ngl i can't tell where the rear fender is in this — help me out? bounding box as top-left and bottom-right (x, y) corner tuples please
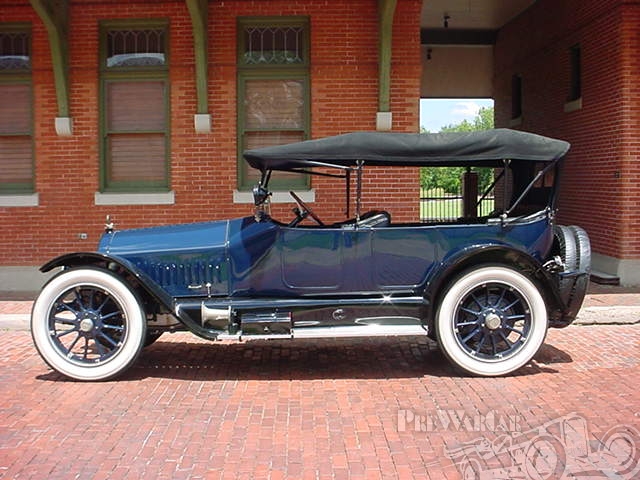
(423, 245), (565, 329)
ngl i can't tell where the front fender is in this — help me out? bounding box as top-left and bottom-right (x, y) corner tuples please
(40, 252), (174, 315)
(41, 251), (111, 273)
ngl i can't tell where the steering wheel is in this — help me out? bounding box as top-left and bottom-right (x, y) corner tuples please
(289, 191), (324, 226)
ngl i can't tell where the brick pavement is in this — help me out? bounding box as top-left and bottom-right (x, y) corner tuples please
(1, 324), (639, 479)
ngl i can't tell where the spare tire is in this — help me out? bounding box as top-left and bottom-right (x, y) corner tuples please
(552, 225), (591, 324)
(569, 225), (591, 275)
(553, 225), (578, 271)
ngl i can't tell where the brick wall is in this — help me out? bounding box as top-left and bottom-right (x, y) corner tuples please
(618, 4), (640, 259)
(494, 0), (640, 261)
(0, 0), (421, 266)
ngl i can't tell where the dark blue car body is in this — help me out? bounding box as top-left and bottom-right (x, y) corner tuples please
(98, 213), (552, 298)
(32, 130), (591, 380)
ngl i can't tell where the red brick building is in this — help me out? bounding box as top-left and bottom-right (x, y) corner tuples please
(422, 0), (640, 285)
(1, 0), (639, 287)
(492, 0), (640, 285)
(0, 0), (421, 289)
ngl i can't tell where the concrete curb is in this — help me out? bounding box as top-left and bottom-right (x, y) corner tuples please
(0, 314), (30, 331)
(2, 307), (639, 331)
(574, 306), (640, 325)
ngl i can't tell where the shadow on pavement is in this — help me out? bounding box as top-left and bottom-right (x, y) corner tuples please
(35, 336), (570, 382)
(534, 343), (574, 365)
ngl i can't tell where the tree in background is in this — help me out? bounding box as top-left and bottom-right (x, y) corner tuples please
(440, 106), (494, 133)
(421, 106), (494, 194)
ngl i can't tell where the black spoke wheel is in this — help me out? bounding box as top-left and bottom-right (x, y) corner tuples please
(454, 282), (532, 360)
(436, 266), (548, 376)
(31, 268), (146, 381)
(47, 286), (126, 364)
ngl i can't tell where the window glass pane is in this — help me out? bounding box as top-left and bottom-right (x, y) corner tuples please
(244, 131), (305, 185)
(238, 19), (308, 190)
(106, 29), (165, 68)
(0, 84), (30, 132)
(107, 133), (166, 183)
(245, 130), (304, 150)
(569, 45), (581, 101)
(0, 136), (32, 184)
(244, 79), (304, 129)
(106, 81), (165, 131)
(0, 31), (30, 71)
(243, 26), (304, 65)
(101, 23), (169, 191)
(511, 75), (522, 119)
(0, 31), (33, 191)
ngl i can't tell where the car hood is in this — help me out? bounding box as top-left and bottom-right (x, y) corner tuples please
(95, 216), (280, 299)
(98, 219), (231, 256)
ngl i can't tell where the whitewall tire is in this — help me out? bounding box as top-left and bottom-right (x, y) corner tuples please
(31, 268), (146, 381)
(436, 266), (548, 376)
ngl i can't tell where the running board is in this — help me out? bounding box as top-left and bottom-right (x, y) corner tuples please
(216, 323), (428, 341)
(293, 324), (429, 338)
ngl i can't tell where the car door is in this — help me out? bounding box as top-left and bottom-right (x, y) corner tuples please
(280, 227), (344, 290)
(280, 224), (441, 295)
(370, 225), (439, 292)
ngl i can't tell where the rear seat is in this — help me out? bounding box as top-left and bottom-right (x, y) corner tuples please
(356, 210), (391, 228)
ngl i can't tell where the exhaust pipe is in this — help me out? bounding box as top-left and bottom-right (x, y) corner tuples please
(201, 303), (231, 328)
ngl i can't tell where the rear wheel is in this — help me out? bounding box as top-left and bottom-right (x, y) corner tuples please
(436, 266), (548, 376)
(31, 268), (146, 381)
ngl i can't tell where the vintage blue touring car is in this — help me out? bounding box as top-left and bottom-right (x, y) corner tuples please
(31, 129), (590, 380)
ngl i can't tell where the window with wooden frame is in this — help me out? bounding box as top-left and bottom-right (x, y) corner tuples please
(568, 44), (581, 102)
(99, 20), (170, 192)
(0, 25), (33, 193)
(511, 74), (522, 121)
(237, 17), (310, 191)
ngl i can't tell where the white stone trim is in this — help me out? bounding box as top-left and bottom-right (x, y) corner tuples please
(0, 193), (39, 207)
(0, 266), (57, 292)
(376, 111), (393, 131)
(564, 97), (582, 113)
(55, 117), (73, 136)
(194, 113), (211, 133)
(94, 191), (175, 206)
(509, 116), (522, 127)
(233, 189), (315, 204)
(592, 252), (640, 286)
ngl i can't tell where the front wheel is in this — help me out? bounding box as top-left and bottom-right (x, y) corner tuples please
(436, 266), (548, 376)
(31, 268), (146, 381)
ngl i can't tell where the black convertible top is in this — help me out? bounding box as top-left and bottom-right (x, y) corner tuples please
(243, 129), (570, 172)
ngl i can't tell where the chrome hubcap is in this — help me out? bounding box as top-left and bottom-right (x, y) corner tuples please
(79, 317), (95, 332)
(484, 313), (501, 330)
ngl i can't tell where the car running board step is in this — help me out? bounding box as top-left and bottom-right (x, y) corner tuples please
(216, 323), (428, 341)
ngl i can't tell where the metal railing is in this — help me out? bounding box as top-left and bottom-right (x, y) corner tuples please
(420, 187), (495, 223)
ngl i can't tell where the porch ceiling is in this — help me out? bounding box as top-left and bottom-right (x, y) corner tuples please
(419, 0), (537, 98)
(421, 0), (535, 31)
